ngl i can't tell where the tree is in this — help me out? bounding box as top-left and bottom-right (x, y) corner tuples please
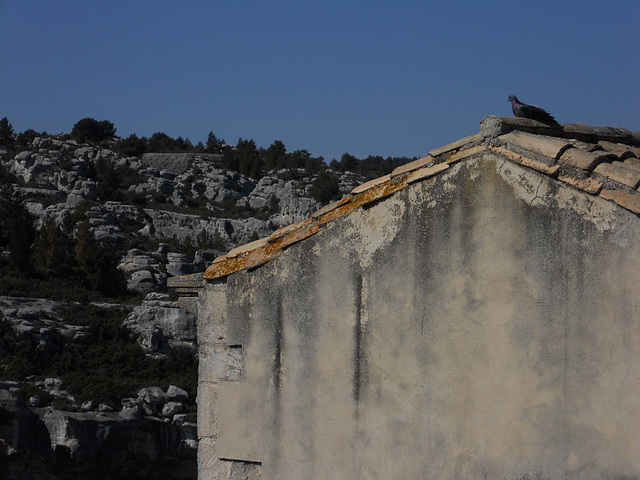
(0, 167), (36, 270)
(147, 132), (177, 152)
(206, 132), (224, 153)
(235, 138), (262, 179)
(115, 134), (147, 157)
(0, 117), (14, 146)
(264, 140), (287, 171)
(309, 170), (341, 204)
(34, 219), (76, 278)
(16, 129), (39, 147)
(71, 118), (116, 143)
(339, 153), (359, 172)
(74, 221), (126, 297)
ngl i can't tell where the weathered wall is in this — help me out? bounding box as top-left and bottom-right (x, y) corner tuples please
(198, 153), (640, 479)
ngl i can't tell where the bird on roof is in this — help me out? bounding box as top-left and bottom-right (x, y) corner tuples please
(508, 95), (557, 124)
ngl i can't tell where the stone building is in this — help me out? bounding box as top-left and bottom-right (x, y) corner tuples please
(171, 116), (640, 479)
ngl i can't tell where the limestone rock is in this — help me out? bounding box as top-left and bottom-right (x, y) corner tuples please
(123, 294), (196, 349)
(137, 386), (167, 407)
(162, 401), (184, 417)
(166, 385), (189, 403)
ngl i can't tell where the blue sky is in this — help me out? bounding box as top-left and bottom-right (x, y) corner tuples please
(1, 1), (638, 162)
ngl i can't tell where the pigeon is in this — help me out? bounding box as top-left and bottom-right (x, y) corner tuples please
(507, 95), (557, 123)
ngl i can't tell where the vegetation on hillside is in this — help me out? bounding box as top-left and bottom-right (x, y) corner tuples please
(0, 114), (419, 414)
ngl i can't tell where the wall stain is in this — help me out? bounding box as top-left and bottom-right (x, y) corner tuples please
(353, 274), (366, 409)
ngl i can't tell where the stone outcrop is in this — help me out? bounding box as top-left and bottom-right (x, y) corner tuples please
(124, 293), (197, 352)
(0, 380), (196, 478)
(4, 134), (362, 252)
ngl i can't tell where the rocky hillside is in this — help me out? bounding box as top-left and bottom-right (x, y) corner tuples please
(0, 126), (401, 478)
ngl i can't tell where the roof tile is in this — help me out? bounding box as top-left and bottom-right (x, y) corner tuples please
(600, 189), (640, 215)
(488, 146), (560, 176)
(428, 132), (484, 157)
(446, 144), (485, 164)
(598, 141), (640, 160)
(269, 218), (314, 241)
(266, 223), (322, 252)
(350, 174), (392, 194)
(562, 124), (634, 143)
(311, 196), (353, 219)
(406, 162), (449, 184)
(204, 248), (276, 280)
(558, 175), (603, 195)
(499, 130), (572, 160)
(625, 158), (640, 169)
(227, 237), (270, 258)
(594, 162), (640, 188)
(559, 149), (612, 171)
(391, 156), (433, 177)
(619, 160), (640, 174)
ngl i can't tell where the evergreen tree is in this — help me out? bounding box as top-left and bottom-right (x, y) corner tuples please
(206, 132), (224, 153)
(34, 219), (77, 278)
(74, 221), (126, 297)
(115, 134), (147, 157)
(71, 118), (116, 143)
(0, 117), (14, 146)
(264, 140), (287, 171)
(0, 168), (35, 270)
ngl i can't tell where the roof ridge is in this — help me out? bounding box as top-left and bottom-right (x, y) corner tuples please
(199, 117), (640, 281)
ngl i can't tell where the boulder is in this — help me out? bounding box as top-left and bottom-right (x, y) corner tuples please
(161, 402), (184, 417)
(44, 377), (64, 392)
(137, 387), (167, 410)
(126, 270), (166, 294)
(136, 326), (167, 353)
(166, 385), (189, 403)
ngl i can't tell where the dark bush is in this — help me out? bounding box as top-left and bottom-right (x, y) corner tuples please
(71, 118), (116, 143)
(116, 133), (147, 157)
(310, 170), (341, 204)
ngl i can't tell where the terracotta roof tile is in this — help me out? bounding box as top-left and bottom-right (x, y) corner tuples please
(406, 162), (449, 184)
(499, 130), (572, 160)
(558, 175), (603, 195)
(267, 223), (322, 251)
(227, 237), (270, 258)
(269, 218), (314, 241)
(559, 149), (613, 171)
(594, 162), (640, 188)
(600, 189), (640, 215)
(618, 160), (640, 174)
(625, 158), (640, 169)
(598, 141), (640, 160)
(350, 174), (392, 194)
(195, 116), (640, 281)
(311, 196), (353, 219)
(391, 156), (433, 177)
(488, 146), (560, 176)
(428, 132), (484, 157)
(445, 144), (485, 164)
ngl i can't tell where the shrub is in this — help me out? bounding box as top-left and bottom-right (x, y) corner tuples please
(310, 170), (341, 204)
(115, 133), (147, 157)
(71, 118), (116, 144)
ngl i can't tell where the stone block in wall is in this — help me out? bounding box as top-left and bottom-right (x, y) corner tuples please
(198, 345), (244, 383)
(197, 382), (218, 440)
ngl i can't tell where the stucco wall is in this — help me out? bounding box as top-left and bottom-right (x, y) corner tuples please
(198, 153), (640, 480)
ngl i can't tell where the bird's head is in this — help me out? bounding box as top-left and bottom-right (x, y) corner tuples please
(508, 95), (519, 103)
